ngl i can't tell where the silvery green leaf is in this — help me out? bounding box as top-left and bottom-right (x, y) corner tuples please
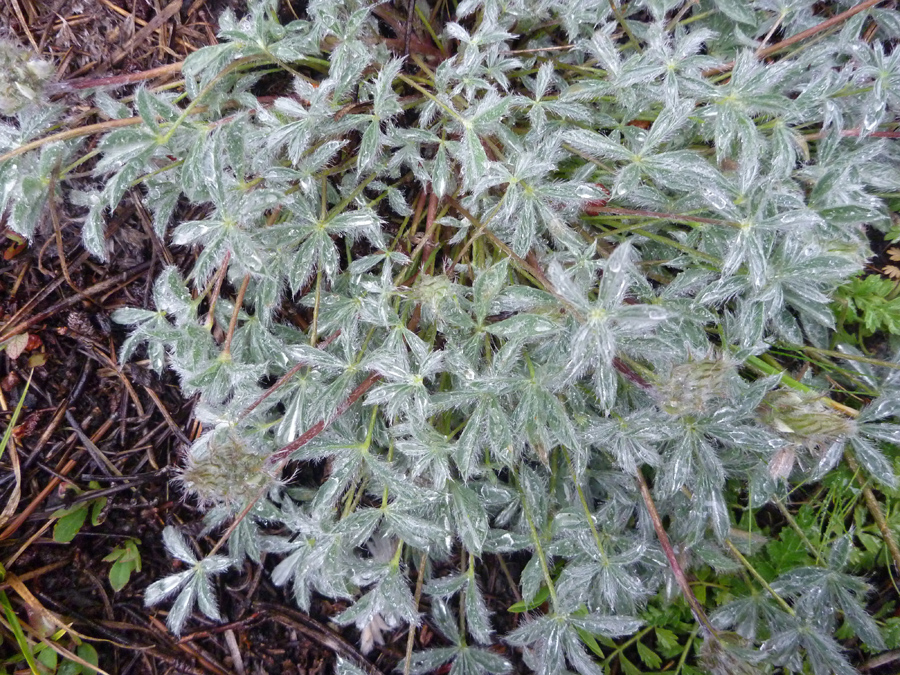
(642, 99), (695, 153)
(460, 127), (489, 186)
(427, 574), (468, 601)
(144, 569), (193, 607)
(482, 525), (528, 553)
(451, 482), (489, 554)
(357, 119), (380, 172)
(81, 200), (108, 260)
(93, 91), (131, 120)
(162, 526), (198, 564)
(849, 435), (897, 489)
(432, 141), (452, 198)
(135, 87), (161, 135)
(485, 313), (560, 340)
(194, 570), (222, 621)
(94, 127), (156, 174)
(335, 657), (369, 675)
(182, 42), (239, 98)
(465, 572), (493, 644)
(165, 582), (197, 636)
(570, 612), (643, 638)
(858, 397), (900, 424)
(383, 508), (443, 550)
(519, 554), (544, 604)
(112, 308), (160, 324)
(467, 647), (512, 674)
(563, 129), (632, 162)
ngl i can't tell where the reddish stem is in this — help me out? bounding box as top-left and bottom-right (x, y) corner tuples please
(268, 373), (382, 465)
(44, 62), (184, 95)
(705, 0), (884, 76)
(636, 469), (719, 638)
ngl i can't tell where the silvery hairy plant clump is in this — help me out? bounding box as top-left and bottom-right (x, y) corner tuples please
(2, 0), (900, 672)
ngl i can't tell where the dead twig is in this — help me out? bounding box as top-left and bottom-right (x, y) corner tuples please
(111, 1), (183, 66)
(253, 602), (386, 675)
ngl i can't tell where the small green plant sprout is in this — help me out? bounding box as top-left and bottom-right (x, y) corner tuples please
(103, 539), (142, 593)
(51, 483), (108, 544)
(833, 273), (900, 346)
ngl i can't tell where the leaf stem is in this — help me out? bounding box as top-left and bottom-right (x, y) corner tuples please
(516, 467), (560, 612)
(221, 274), (250, 357)
(635, 468), (719, 639)
(723, 538), (795, 616)
(560, 447), (609, 565)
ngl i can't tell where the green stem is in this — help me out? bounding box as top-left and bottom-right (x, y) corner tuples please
(310, 267), (323, 347)
(397, 74), (466, 124)
(724, 539), (795, 616)
(675, 626), (700, 675)
(516, 466), (560, 612)
(560, 447), (609, 565)
(774, 499), (825, 565)
(600, 626), (654, 668)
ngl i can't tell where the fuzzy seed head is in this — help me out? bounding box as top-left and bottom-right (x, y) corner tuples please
(658, 357), (732, 416)
(177, 431), (278, 508)
(758, 390), (855, 450)
(0, 41), (53, 115)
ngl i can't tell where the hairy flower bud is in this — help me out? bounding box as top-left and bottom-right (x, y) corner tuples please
(177, 430), (279, 508)
(758, 390), (855, 451)
(658, 356), (733, 416)
(0, 40), (53, 115)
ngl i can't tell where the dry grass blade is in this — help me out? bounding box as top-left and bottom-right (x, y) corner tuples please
(0, 372), (31, 529)
(111, 1), (183, 65)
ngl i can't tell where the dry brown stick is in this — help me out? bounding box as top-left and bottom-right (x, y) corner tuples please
(0, 382), (25, 529)
(0, 117), (144, 164)
(0, 409), (116, 540)
(403, 552), (429, 675)
(0, 401), (67, 487)
(239, 362), (305, 421)
(268, 373), (382, 465)
(404, 0), (416, 60)
(132, 189), (175, 265)
(0, 559), (71, 593)
(0, 459), (77, 540)
(803, 128), (900, 141)
(65, 410), (122, 477)
(204, 250), (231, 327)
(221, 274), (250, 356)
(142, 385), (191, 446)
(238, 330), (342, 422)
(254, 602), (385, 675)
(0, 251), (90, 336)
(845, 452), (900, 573)
(177, 612), (264, 643)
(861, 649), (900, 672)
(588, 206), (735, 227)
(49, 174), (87, 297)
(146, 615), (232, 675)
(11, 0), (39, 52)
(44, 62), (184, 95)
